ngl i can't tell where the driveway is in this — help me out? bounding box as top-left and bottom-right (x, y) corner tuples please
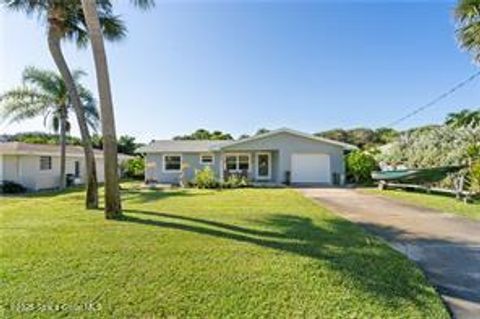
(299, 188), (480, 319)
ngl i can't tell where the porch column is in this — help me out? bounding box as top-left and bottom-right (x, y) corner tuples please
(219, 152), (224, 182)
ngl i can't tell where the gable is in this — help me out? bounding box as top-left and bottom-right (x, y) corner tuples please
(221, 132), (346, 153)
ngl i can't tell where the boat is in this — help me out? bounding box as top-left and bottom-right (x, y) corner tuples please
(371, 165), (465, 184)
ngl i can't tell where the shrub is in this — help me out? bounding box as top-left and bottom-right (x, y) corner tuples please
(470, 161), (480, 193)
(122, 156), (145, 179)
(0, 181), (26, 194)
(194, 167), (219, 189)
(222, 174), (250, 188)
(346, 150), (377, 184)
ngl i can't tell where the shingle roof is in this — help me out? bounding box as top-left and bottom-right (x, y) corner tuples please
(0, 142), (131, 159)
(136, 140), (233, 153)
(137, 128), (357, 154)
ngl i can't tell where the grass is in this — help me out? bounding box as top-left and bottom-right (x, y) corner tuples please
(363, 187), (480, 219)
(0, 183), (449, 318)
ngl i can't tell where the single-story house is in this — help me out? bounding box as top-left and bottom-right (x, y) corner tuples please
(0, 142), (131, 191)
(137, 128), (357, 186)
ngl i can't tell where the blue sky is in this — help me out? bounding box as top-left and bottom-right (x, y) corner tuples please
(1, 0), (479, 142)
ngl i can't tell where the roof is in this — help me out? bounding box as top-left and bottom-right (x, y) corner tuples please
(136, 140), (232, 153)
(137, 128), (357, 153)
(222, 128), (357, 150)
(0, 142), (132, 159)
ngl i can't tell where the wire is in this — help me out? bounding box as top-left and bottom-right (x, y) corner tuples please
(386, 70), (480, 127)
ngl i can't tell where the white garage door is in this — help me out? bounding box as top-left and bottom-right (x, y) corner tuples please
(291, 153), (331, 184)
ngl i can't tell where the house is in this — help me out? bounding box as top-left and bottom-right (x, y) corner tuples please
(137, 128), (357, 185)
(0, 142), (131, 191)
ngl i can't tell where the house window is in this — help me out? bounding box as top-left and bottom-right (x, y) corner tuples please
(74, 161), (81, 178)
(40, 156), (52, 170)
(200, 154), (214, 165)
(163, 155), (182, 172)
(225, 154), (250, 172)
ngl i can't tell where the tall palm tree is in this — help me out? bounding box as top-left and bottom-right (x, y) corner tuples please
(2, 0), (125, 209)
(0, 66), (99, 189)
(445, 108), (480, 128)
(81, 0), (153, 218)
(456, 0), (480, 62)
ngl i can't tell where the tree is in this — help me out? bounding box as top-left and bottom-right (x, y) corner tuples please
(346, 151), (377, 184)
(174, 129), (233, 140)
(118, 135), (142, 155)
(0, 67), (99, 189)
(456, 0), (480, 62)
(445, 109), (480, 128)
(80, 0), (153, 218)
(255, 128), (270, 136)
(2, 0), (125, 209)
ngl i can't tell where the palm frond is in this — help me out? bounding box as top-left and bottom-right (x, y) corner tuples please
(0, 87), (53, 123)
(455, 0), (480, 62)
(22, 66), (66, 101)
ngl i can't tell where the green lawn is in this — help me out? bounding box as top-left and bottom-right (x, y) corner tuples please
(0, 184), (448, 318)
(363, 188), (480, 219)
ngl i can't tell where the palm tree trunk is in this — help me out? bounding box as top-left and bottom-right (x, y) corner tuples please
(59, 107), (67, 190)
(48, 25), (99, 209)
(81, 0), (122, 218)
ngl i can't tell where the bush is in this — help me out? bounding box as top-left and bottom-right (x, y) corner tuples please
(122, 156), (145, 179)
(222, 174), (250, 188)
(0, 181), (26, 194)
(194, 167), (219, 189)
(346, 150), (377, 184)
(470, 161), (480, 193)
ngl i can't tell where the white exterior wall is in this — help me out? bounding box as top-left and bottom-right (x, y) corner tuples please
(0, 153), (110, 191)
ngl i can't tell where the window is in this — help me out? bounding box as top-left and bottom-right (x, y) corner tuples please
(239, 155), (249, 170)
(226, 156), (237, 171)
(74, 161), (80, 178)
(163, 155), (182, 172)
(40, 156), (52, 170)
(200, 154), (214, 165)
(224, 154), (250, 172)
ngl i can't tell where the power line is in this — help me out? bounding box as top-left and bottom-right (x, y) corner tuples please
(386, 70), (480, 127)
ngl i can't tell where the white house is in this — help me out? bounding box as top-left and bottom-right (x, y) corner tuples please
(0, 142), (130, 191)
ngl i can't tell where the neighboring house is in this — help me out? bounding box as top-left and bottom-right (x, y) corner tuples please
(137, 128), (356, 185)
(0, 142), (131, 191)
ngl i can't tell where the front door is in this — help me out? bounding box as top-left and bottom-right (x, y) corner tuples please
(256, 153), (271, 180)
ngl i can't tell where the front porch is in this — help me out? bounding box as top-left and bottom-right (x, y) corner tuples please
(218, 150), (280, 184)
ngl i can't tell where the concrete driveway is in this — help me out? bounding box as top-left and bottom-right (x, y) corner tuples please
(299, 188), (480, 319)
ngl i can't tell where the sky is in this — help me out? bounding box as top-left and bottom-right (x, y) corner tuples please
(1, 0), (479, 143)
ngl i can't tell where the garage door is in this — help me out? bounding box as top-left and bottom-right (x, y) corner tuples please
(291, 153), (331, 184)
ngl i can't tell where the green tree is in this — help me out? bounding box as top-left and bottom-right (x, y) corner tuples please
(445, 109), (480, 128)
(456, 0), (480, 62)
(174, 129), (233, 140)
(80, 0), (153, 218)
(0, 67), (99, 189)
(118, 135), (143, 155)
(255, 128), (270, 136)
(346, 151), (377, 184)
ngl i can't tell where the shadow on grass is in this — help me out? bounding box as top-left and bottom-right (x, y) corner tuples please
(120, 188), (212, 203)
(116, 209), (446, 313)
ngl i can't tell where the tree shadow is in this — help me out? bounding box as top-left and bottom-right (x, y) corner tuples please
(116, 209), (446, 312)
(120, 188), (212, 204)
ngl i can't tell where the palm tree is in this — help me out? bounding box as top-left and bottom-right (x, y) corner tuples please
(2, 0), (125, 209)
(456, 0), (480, 62)
(445, 109), (480, 128)
(80, 0), (153, 218)
(0, 66), (99, 189)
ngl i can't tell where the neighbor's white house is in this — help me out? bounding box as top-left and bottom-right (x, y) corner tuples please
(0, 142), (130, 191)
